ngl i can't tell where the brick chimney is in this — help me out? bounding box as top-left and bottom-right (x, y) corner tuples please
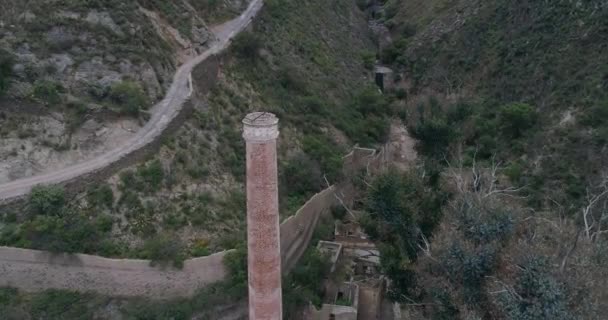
(242, 112), (282, 320)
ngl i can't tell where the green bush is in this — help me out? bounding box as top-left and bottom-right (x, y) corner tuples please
(442, 243), (497, 304)
(361, 51), (376, 70)
(141, 234), (186, 268)
(137, 159), (164, 191)
(0, 49), (13, 96)
(455, 200), (515, 245)
(20, 213), (104, 253)
(356, 0), (369, 11)
(499, 103), (537, 138)
(412, 117), (454, 158)
(331, 204), (347, 221)
(109, 81), (149, 116)
(86, 184), (114, 209)
(497, 258), (574, 320)
(232, 32), (261, 60)
(281, 152), (323, 198)
(283, 248), (331, 317)
(32, 80), (64, 106)
(30, 290), (96, 320)
(28, 185), (66, 216)
(301, 134), (344, 182)
(581, 99), (608, 128)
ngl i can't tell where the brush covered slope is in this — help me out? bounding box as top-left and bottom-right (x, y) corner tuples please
(0, 0), (250, 183)
(356, 0), (608, 319)
(0, 0), (387, 263)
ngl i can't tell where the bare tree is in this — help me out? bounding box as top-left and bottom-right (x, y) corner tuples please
(445, 148), (527, 199)
(581, 174), (608, 241)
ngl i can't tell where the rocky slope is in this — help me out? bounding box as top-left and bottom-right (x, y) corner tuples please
(1, 0), (385, 260)
(0, 0), (248, 183)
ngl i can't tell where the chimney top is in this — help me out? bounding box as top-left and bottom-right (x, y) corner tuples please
(242, 112), (279, 142)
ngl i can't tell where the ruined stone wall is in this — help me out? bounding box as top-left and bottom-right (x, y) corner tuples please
(0, 246), (229, 298)
(280, 186), (338, 273)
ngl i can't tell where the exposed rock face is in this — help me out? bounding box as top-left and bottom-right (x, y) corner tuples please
(85, 11), (124, 35)
(0, 0), (221, 182)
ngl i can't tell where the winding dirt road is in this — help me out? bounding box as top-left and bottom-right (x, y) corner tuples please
(0, 0), (264, 201)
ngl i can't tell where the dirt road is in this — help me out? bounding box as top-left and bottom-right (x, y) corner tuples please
(0, 0), (264, 200)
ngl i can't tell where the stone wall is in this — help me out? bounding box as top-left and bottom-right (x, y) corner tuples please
(0, 246), (229, 298)
(281, 186), (338, 272)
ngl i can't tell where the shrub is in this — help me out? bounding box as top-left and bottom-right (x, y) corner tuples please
(581, 99), (608, 128)
(190, 239), (210, 257)
(30, 290), (96, 320)
(281, 152), (323, 198)
(232, 32), (261, 60)
(28, 185), (66, 216)
(361, 51), (376, 70)
(223, 245), (248, 297)
(356, 0), (369, 11)
(137, 159), (164, 191)
(109, 81), (149, 116)
(497, 258), (574, 320)
(0, 49), (13, 96)
(283, 248), (331, 317)
(86, 184), (114, 209)
(499, 103), (537, 138)
(455, 200), (515, 245)
(20, 213), (104, 253)
(354, 86), (388, 116)
(301, 134), (344, 182)
(141, 234), (186, 268)
(331, 204), (347, 221)
(412, 117), (454, 158)
(32, 80), (64, 106)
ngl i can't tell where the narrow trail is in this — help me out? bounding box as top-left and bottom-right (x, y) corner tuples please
(0, 0), (264, 201)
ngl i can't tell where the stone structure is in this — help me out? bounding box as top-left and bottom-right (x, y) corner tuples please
(0, 247), (229, 298)
(313, 282), (360, 320)
(317, 241), (343, 273)
(243, 112), (283, 320)
(374, 65), (394, 92)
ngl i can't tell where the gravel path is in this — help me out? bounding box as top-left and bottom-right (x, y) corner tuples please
(0, 0), (264, 201)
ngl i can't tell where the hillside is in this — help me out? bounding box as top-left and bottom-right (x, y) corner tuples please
(378, 0), (608, 209)
(0, 0), (248, 184)
(355, 0), (608, 319)
(0, 0), (382, 263)
(0, 0), (386, 318)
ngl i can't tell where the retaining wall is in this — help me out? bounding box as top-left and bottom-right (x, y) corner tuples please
(0, 247), (229, 298)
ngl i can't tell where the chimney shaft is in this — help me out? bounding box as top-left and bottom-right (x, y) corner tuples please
(242, 112), (282, 320)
